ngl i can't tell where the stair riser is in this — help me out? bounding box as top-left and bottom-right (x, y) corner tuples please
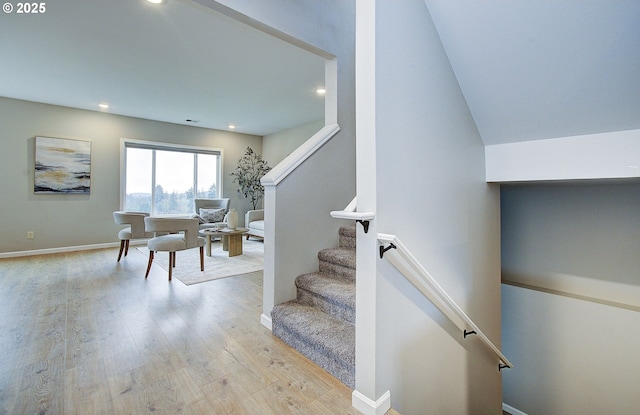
(272, 322), (355, 389)
(319, 260), (355, 281)
(297, 288), (355, 324)
(339, 234), (356, 249)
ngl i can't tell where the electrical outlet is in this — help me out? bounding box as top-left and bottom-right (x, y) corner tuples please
(27, 231), (34, 239)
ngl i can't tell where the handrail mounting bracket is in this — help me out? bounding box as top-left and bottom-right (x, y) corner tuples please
(356, 219), (370, 233)
(379, 243), (397, 259)
(464, 330), (477, 338)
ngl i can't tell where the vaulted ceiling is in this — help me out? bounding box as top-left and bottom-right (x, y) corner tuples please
(1, 1), (638, 144)
(427, 0), (640, 145)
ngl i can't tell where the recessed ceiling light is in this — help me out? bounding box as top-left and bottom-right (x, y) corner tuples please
(228, 124), (236, 129)
(147, 0), (164, 4)
(98, 103), (109, 109)
(316, 88), (326, 95)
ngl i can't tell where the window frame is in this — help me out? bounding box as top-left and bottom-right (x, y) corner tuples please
(119, 138), (224, 215)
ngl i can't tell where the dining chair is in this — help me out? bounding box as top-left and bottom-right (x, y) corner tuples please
(113, 211), (153, 262)
(143, 217), (205, 281)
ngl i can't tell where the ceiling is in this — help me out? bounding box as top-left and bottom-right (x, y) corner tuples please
(427, 0), (640, 145)
(0, 0), (326, 136)
(2, 1), (638, 145)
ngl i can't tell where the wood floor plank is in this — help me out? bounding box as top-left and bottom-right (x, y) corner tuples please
(64, 360), (115, 415)
(199, 372), (269, 415)
(101, 349), (143, 379)
(164, 367), (206, 408)
(305, 387), (364, 415)
(249, 380), (309, 415)
(96, 320), (139, 362)
(108, 368), (152, 415)
(220, 315), (337, 403)
(141, 372), (188, 414)
(0, 367), (20, 415)
(66, 317), (101, 369)
(213, 337), (277, 394)
(15, 359), (65, 415)
(167, 336), (230, 387)
(0, 248), (365, 415)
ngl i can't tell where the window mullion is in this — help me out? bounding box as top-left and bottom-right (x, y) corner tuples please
(193, 154), (198, 200)
(151, 150), (157, 215)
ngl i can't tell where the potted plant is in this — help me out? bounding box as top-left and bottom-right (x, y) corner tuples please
(230, 147), (271, 210)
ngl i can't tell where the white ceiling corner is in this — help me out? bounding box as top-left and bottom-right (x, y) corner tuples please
(0, 0), (327, 136)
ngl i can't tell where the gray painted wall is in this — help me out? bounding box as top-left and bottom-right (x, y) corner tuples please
(0, 96), (261, 254)
(367, 1), (502, 413)
(502, 183), (640, 291)
(262, 119), (324, 167)
(501, 182), (640, 414)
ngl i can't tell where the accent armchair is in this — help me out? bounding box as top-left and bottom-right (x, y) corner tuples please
(194, 198), (231, 231)
(245, 209), (264, 240)
(113, 211), (153, 262)
(143, 217), (205, 281)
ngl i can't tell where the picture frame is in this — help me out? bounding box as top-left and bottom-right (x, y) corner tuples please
(34, 136), (92, 194)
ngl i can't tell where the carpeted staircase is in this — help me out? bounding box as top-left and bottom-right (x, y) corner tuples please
(271, 225), (356, 388)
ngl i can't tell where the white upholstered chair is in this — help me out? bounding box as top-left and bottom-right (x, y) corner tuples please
(194, 198), (230, 214)
(194, 198), (231, 231)
(113, 211), (153, 262)
(143, 217), (205, 281)
(245, 209), (264, 240)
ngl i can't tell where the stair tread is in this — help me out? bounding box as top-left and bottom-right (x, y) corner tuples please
(271, 301), (355, 365)
(296, 272), (355, 308)
(318, 247), (356, 269)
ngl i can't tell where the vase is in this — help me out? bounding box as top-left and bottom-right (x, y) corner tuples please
(224, 209), (238, 229)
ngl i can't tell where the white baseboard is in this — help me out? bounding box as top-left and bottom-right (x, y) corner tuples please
(503, 403), (528, 415)
(261, 313), (272, 331)
(352, 390), (390, 415)
(0, 240), (145, 259)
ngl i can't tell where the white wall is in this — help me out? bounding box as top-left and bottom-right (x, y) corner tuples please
(0, 96), (261, 254)
(262, 119), (324, 166)
(501, 183), (640, 414)
(485, 129), (640, 182)
(356, 0), (503, 413)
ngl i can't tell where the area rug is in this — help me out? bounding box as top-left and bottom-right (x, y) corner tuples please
(137, 239), (263, 285)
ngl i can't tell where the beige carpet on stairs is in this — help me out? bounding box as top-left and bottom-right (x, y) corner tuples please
(137, 239), (263, 285)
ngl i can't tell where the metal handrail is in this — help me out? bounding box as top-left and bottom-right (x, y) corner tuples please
(378, 233), (513, 370)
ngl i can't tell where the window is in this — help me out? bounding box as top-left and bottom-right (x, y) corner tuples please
(121, 139), (222, 215)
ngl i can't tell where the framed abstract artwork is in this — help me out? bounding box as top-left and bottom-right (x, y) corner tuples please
(34, 136), (92, 194)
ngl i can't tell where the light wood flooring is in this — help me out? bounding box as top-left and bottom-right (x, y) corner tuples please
(0, 247), (364, 415)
